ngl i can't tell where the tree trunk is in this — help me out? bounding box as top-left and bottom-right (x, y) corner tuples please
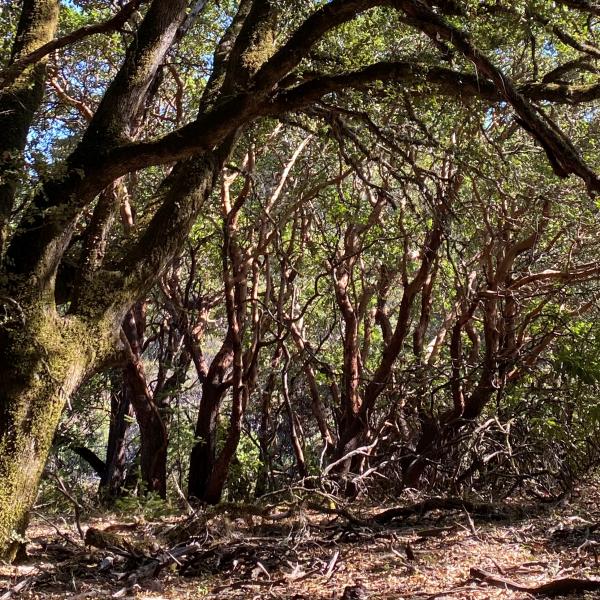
(289, 324), (334, 451)
(131, 378), (168, 498)
(282, 367), (308, 479)
(203, 384), (246, 505)
(187, 380), (227, 500)
(0, 0), (227, 562)
(201, 321), (246, 504)
(254, 354), (280, 498)
(187, 326), (234, 501)
(99, 374), (133, 498)
(0, 309), (99, 561)
(121, 305), (168, 498)
(0, 0), (59, 253)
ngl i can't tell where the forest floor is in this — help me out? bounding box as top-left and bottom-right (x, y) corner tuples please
(2, 478), (600, 600)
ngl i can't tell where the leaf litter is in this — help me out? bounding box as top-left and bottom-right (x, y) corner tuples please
(1, 477), (600, 599)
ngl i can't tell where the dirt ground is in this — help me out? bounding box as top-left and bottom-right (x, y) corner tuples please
(2, 481), (600, 599)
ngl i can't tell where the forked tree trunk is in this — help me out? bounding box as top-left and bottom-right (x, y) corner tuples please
(202, 384), (246, 504)
(333, 413), (370, 498)
(187, 328), (235, 501)
(0, 0), (230, 563)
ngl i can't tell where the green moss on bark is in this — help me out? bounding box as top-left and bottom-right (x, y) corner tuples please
(0, 305), (115, 562)
(0, 0), (59, 251)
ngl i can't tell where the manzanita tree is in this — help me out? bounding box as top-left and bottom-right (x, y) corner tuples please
(0, 0), (599, 560)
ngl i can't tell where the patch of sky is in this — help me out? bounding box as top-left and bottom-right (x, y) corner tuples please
(60, 0), (83, 13)
(483, 106), (494, 130)
(483, 102), (509, 130)
(61, 0), (81, 10)
(582, 106), (598, 123)
(541, 40), (558, 57)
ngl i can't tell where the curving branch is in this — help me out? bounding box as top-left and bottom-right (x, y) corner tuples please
(391, 0), (600, 193)
(270, 62), (600, 110)
(93, 62), (600, 183)
(251, 0), (391, 91)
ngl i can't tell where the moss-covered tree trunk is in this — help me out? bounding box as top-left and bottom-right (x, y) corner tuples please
(0, 0), (59, 253)
(0, 304), (113, 561)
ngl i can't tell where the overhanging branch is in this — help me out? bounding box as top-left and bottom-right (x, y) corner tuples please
(391, 0), (600, 193)
(269, 62), (600, 109)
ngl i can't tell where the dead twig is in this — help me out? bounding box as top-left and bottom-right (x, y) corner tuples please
(32, 511), (79, 547)
(48, 471), (85, 541)
(325, 549), (340, 580)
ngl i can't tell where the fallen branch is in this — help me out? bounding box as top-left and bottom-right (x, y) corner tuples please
(0, 570), (51, 600)
(84, 527), (144, 558)
(322, 439), (378, 477)
(470, 567), (600, 595)
(32, 511), (79, 548)
(374, 497), (509, 524)
(305, 501), (368, 526)
(164, 501), (301, 544)
(125, 542), (201, 582)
